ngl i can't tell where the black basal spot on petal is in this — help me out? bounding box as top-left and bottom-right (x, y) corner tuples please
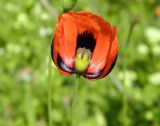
(57, 53), (74, 74)
(83, 70), (103, 79)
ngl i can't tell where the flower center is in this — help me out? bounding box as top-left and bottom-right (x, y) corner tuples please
(74, 47), (92, 75)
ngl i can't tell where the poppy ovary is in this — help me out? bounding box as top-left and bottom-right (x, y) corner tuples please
(74, 47), (92, 76)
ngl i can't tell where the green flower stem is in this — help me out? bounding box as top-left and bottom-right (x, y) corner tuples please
(126, 22), (135, 47)
(121, 15), (140, 126)
(71, 78), (80, 126)
(126, 15), (140, 47)
(48, 56), (52, 126)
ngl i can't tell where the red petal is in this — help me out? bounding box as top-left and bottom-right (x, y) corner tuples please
(101, 27), (118, 78)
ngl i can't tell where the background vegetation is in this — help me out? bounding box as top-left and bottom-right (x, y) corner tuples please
(0, 0), (160, 126)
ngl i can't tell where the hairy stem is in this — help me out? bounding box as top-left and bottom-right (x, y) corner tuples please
(71, 78), (80, 126)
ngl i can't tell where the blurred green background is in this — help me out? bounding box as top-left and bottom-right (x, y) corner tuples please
(0, 0), (160, 126)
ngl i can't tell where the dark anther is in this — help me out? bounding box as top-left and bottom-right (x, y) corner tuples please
(76, 31), (96, 53)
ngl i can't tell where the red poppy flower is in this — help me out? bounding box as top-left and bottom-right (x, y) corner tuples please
(51, 11), (118, 80)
